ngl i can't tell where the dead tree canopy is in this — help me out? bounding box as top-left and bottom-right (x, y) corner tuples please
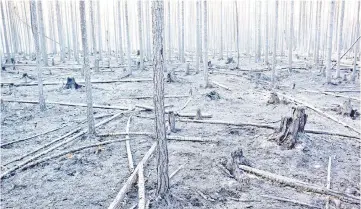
(269, 106), (308, 149)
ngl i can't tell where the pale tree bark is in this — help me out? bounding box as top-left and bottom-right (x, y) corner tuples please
(272, 0), (279, 86)
(0, 1), (10, 59)
(265, 0), (269, 65)
(256, 1), (261, 62)
(196, 0), (200, 74)
(247, 0), (251, 56)
(79, 0), (95, 136)
(50, 1), (57, 55)
(24, 1), (32, 55)
(151, 0), (169, 198)
(37, 0), (48, 66)
(117, 0), (124, 63)
(145, 0), (151, 60)
(335, 0), (345, 78)
(56, 0), (65, 62)
(138, 0), (144, 70)
(315, 1), (322, 66)
(177, 0), (181, 61)
(90, 0), (96, 55)
(71, 1), (79, 63)
(8, 2), (18, 56)
(235, 1), (239, 68)
(351, 2), (360, 82)
(326, 1), (335, 83)
(167, 0), (171, 61)
(181, 0), (185, 63)
(219, 0), (223, 60)
(97, 1), (102, 60)
(289, 0), (294, 71)
(125, 0), (132, 75)
(30, 0), (46, 111)
(203, 0), (209, 87)
(64, 2), (71, 60)
(307, 2), (314, 56)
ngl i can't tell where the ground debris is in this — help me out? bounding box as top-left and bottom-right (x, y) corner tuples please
(64, 77), (82, 89)
(206, 91), (221, 100)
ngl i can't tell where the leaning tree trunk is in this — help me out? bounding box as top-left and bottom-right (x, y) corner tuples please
(79, 0), (95, 136)
(117, 0), (124, 63)
(351, 2), (360, 82)
(125, 0), (132, 75)
(30, 0), (46, 111)
(269, 106), (308, 149)
(288, 0), (294, 71)
(138, 0), (144, 70)
(326, 1), (335, 83)
(151, 0), (169, 198)
(37, 0), (48, 66)
(272, 0), (279, 87)
(335, 0), (345, 78)
(203, 0), (209, 87)
(0, 0), (10, 59)
(56, 0), (65, 62)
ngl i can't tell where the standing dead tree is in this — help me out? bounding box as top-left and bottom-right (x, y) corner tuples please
(203, 0), (209, 87)
(30, 0), (46, 111)
(79, 0), (95, 136)
(272, 0), (279, 87)
(326, 1), (335, 83)
(1, 1), (10, 59)
(56, 0), (65, 62)
(152, 0), (170, 199)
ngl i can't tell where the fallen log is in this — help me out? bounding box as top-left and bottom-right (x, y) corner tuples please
(278, 93), (360, 134)
(261, 194), (322, 209)
(108, 142), (157, 209)
(97, 132), (212, 142)
(211, 80), (232, 91)
(324, 90), (360, 93)
(2, 99), (131, 110)
(1, 113), (123, 179)
(125, 116), (135, 172)
(299, 89), (360, 102)
(178, 119), (360, 141)
(22, 138), (133, 171)
(239, 165), (360, 204)
(0, 125), (65, 148)
(0, 78), (152, 87)
(117, 95), (189, 100)
(138, 164), (146, 209)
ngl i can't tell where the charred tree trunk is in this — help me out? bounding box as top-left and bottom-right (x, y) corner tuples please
(269, 107), (307, 149)
(152, 0), (169, 198)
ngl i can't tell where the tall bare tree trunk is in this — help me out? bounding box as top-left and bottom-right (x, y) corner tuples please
(181, 0), (185, 63)
(117, 0), (124, 63)
(256, 1), (261, 62)
(315, 1), (322, 66)
(30, 0), (46, 111)
(125, 0), (132, 75)
(289, 0), (294, 71)
(235, 1), (239, 68)
(79, 0), (95, 136)
(151, 0), (169, 198)
(203, 0), (209, 87)
(138, 0), (144, 70)
(272, 0), (279, 87)
(56, 0), (65, 62)
(71, 1), (79, 64)
(37, 0), (48, 66)
(265, 0), (269, 65)
(167, 0), (171, 61)
(196, 0), (200, 74)
(335, 0), (345, 78)
(89, 0), (96, 55)
(351, 2), (360, 82)
(0, 1), (10, 59)
(219, 0), (223, 60)
(326, 1), (335, 83)
(50, 1), (56, 55)
(97, 1), (102, 60)
(145, 0), (151, 60)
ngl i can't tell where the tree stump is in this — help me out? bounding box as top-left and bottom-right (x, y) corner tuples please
(94, 59), (100, 72)
(195, 108), (202, 120)
(166, 70), (176, 83)
(269, 107), (308, 149)
(267, 92), (280, 104)
(168, 111), (177, 133)
(221, 148), (251, 183)
(51, 58), (55, 66)
(184, 63), (190, 75)
(64, 77), (82, 89)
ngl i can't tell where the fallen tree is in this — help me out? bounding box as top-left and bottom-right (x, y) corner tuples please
(299, 89), (360, 102)
(239, 165), (360, 204)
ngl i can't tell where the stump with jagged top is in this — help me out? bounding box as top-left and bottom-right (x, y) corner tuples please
(269, 106), (307, 149)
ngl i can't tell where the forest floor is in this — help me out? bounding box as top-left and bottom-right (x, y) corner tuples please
(0, 53), (360, 209)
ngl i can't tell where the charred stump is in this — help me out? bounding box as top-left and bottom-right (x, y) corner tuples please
(267, 92), (280, 104)
(221, 148), (251, 183)
(64, 77), (82, 89)
(167, 111), (177, 133)
(195, 108), (202, 120)
(269, 107), (307, 149)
